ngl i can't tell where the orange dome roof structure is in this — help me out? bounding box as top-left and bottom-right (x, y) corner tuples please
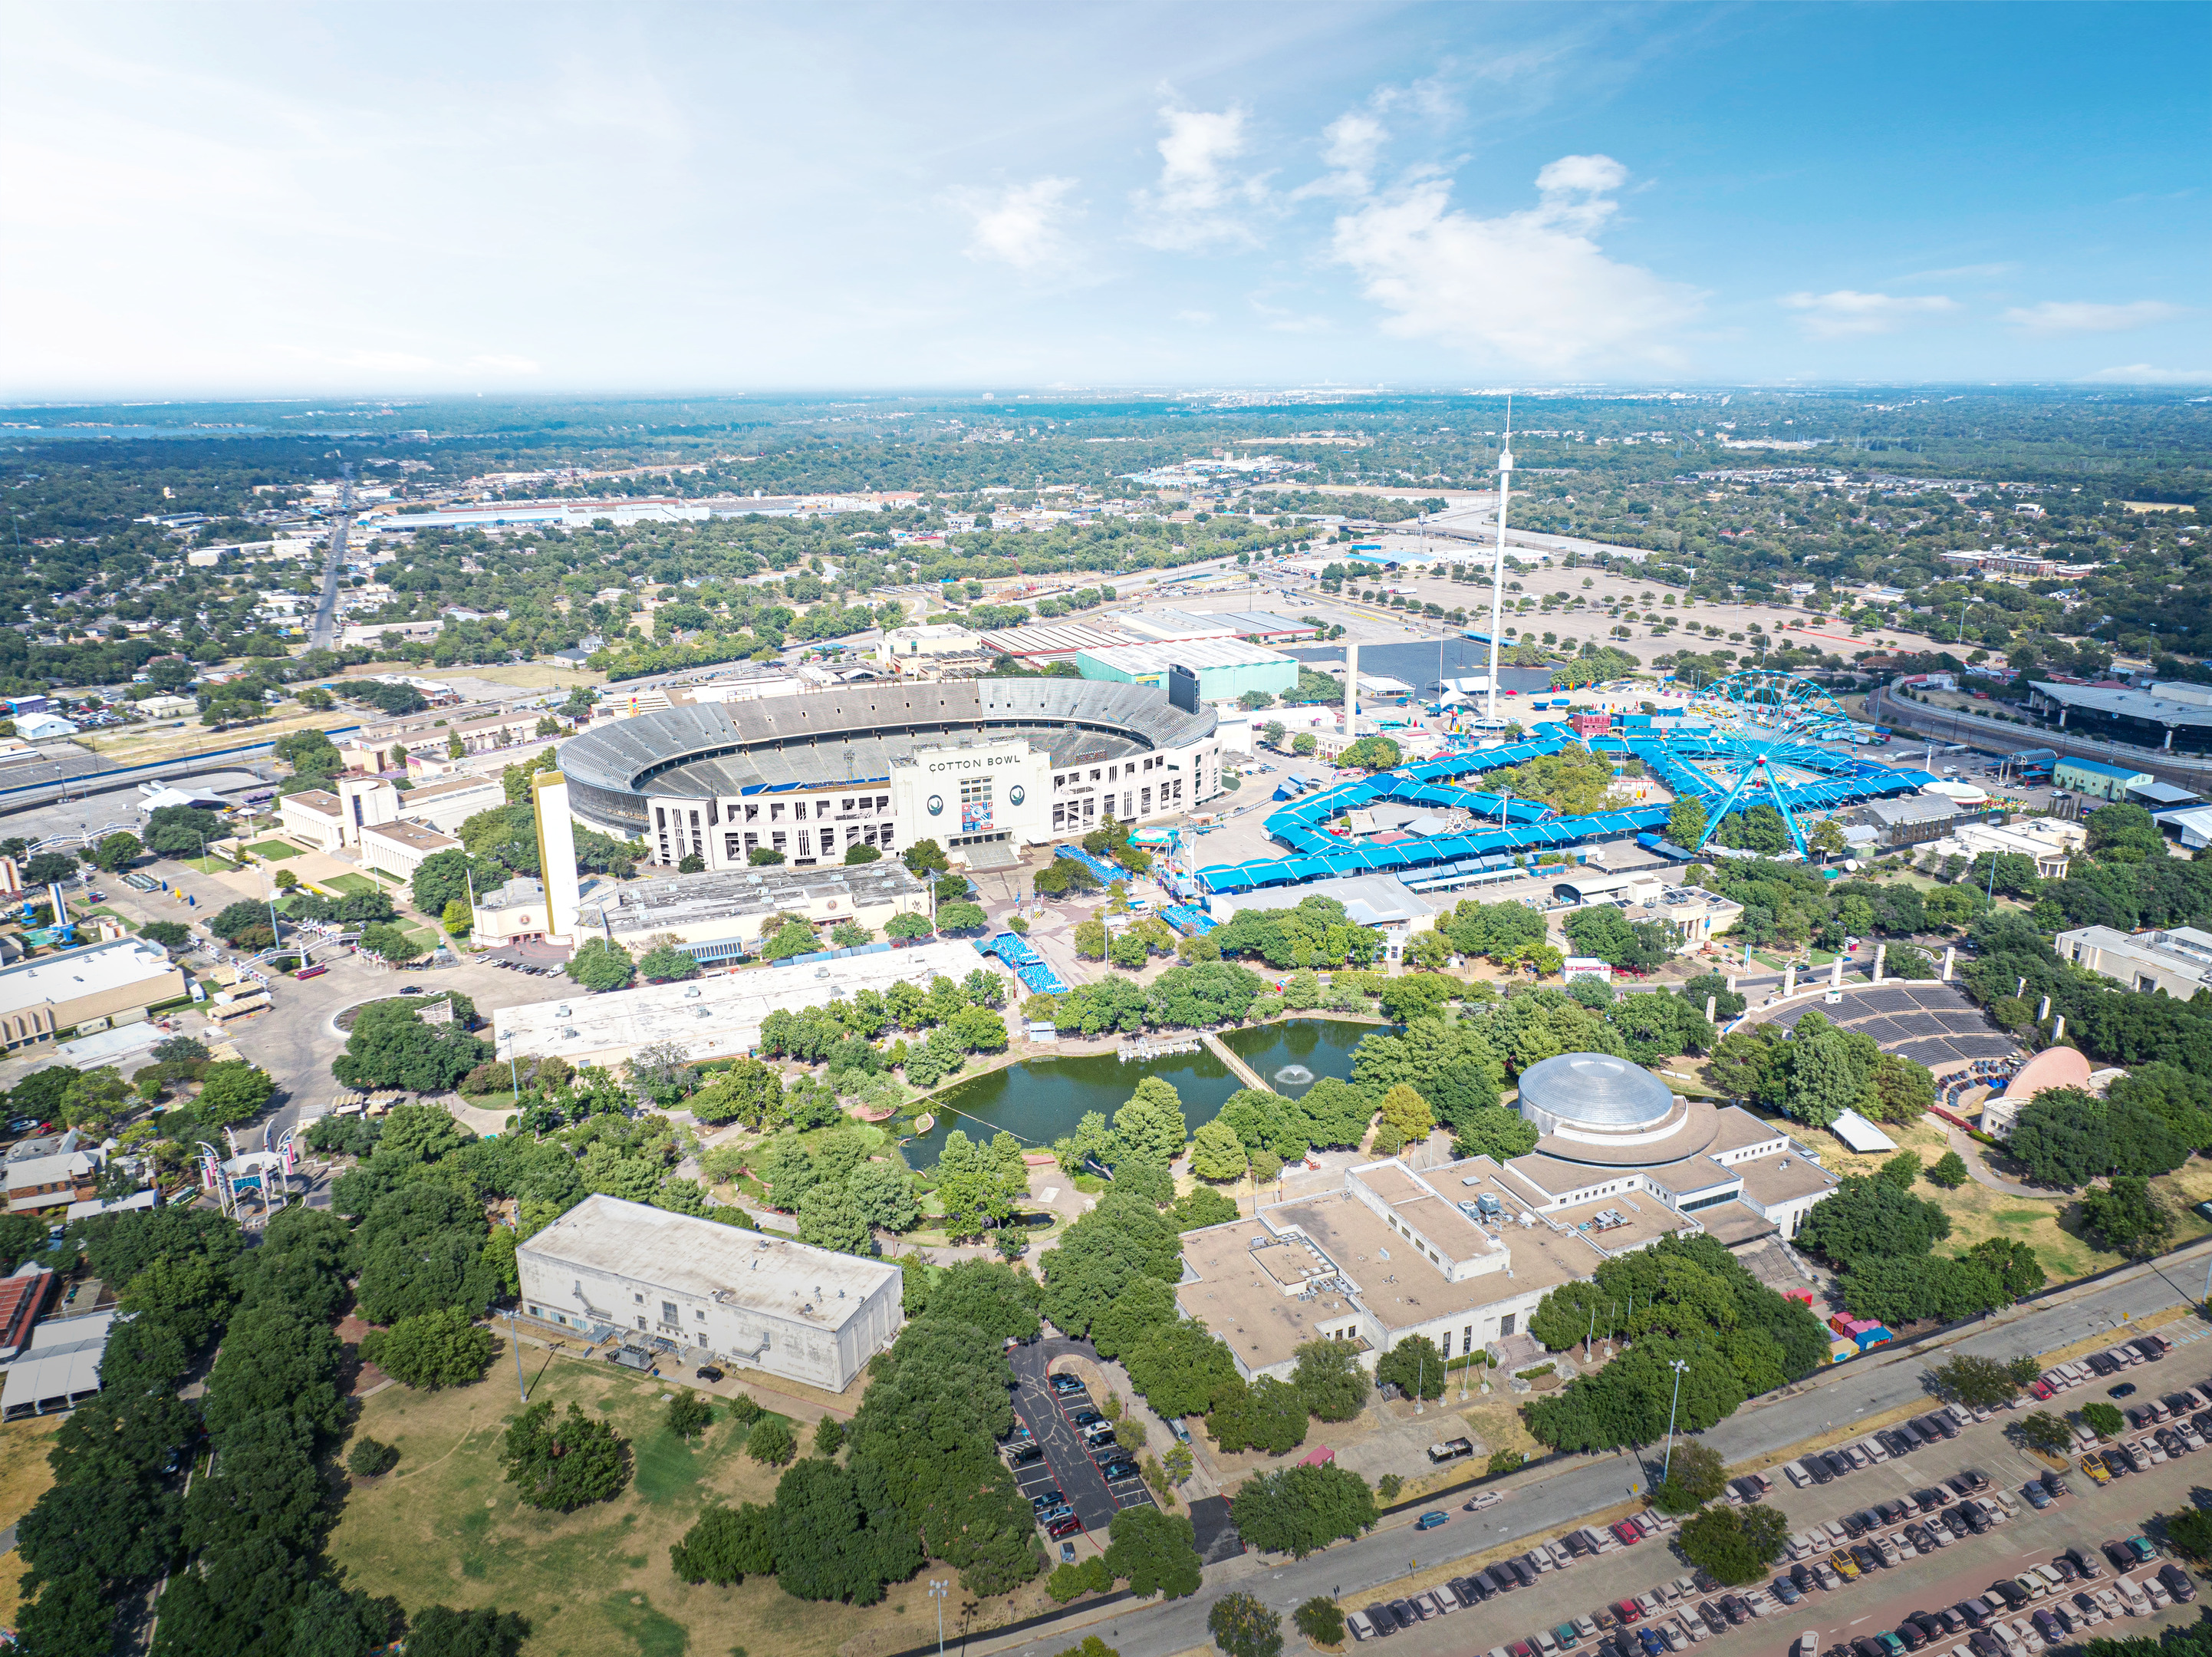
(2005, 1046), (2094, 1109)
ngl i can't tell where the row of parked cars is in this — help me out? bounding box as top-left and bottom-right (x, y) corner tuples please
(1823, 1541), (2191, 1657)
(1779, 1408), (1964, 1491)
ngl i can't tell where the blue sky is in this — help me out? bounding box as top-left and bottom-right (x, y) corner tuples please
(2, 2), (2204, 394)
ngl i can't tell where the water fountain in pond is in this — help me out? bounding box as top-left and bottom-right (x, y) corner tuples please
(1273, 1064), (1315, 1090)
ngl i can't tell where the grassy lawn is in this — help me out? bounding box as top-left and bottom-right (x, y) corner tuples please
(245, 838), (303, 860)
(367, 868), (403, 885)
(328, 1357), (982, 1657)
(181, 855), (241, 875)
(318, 873), (380, 897)
(1805, 1115), (2212, 1289)
(0, 1415), (67, 1631)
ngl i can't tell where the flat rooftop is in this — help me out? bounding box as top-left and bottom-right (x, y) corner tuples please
(520, 1195), (897, 1331)
(0, 939), (179, 1020)
(1265, 1185), (1607, 1334)
(492, 938), (986, 1064)
(360, 819), (460, 853)
(575, 860), (924, 938)
(1177, 1220), (1359, 1374)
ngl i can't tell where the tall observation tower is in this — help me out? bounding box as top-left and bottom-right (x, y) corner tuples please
(1483, 405), (1515, 722)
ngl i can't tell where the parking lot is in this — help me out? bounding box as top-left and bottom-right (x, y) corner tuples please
(1344, 1332), (2207, 1655)
(1003, 1343), (1155, 1554)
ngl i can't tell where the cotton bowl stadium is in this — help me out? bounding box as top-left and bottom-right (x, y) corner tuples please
(557, 680), (1225, 871)
(554, 669), (1937, 894)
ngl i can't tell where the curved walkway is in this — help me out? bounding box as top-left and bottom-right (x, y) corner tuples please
(1918, 1110), (2043, 1198)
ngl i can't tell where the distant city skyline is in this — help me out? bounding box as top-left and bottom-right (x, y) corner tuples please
(2, 2), (2204, 395)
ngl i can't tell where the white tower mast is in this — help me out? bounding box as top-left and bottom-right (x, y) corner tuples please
(1484, 397), (1515, 723)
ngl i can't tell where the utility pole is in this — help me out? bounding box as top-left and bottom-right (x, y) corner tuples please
(1661, 1356), (1690, 1482)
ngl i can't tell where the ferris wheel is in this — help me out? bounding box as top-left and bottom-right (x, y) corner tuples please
(1680, 671), (1858, 856)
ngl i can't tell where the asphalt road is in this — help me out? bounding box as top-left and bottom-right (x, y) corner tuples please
(978, 1241), (2212, 1657)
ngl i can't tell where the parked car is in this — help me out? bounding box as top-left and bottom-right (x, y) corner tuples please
(1100, 1458), (1139, 1481)
(1047, 1514), (1083, 1538)
(1416, 1511), (1449, 1531)
(1030, 1490), (1065, 1512)
(1048, 1372), (1083, 1393)
(1009, 1445), (1044, 1467)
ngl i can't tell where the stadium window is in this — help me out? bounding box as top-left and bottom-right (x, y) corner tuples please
(797, 832), (811, 858)
(769, 802), (785, 822)
(794, 800), (807, 819)
(772, 832), (787, 852)
(744, 803), (759, 822)
(725, 834), (742, 861)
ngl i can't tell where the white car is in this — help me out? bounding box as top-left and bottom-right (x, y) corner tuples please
(1798, 1634), (1819, 1657)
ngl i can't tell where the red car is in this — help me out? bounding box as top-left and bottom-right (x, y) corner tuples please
(1611, 1521), (1642, 1547)
(2027, 1379), (2056, 1401)
(1047, 1514), (1083, 1539)
(1614, 1599), (1644, 1623)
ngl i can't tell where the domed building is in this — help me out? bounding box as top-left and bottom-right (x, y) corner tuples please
(1173, 1049), (1844, 1391)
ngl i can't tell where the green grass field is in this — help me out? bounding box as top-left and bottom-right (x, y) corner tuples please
(328, 1357), (988, 1657)
(180, 855), (240, 875)
(318, 873), (380, 897)
(245, 838), (303, 860)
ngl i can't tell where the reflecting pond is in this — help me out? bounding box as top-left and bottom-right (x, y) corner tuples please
(904, 1018), (1374, 1166)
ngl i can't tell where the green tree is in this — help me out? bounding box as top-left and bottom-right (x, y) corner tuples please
(2018, 1411), (2073, 1454)
(347, 1436), (400, 1477)
(2079, 1175), (2171, 1257)
(669, 1502), (778, 1585)
(1102, 1506), (1203, 1599)
(2080, 1401), (2125, 1438)
(1227, 1464), (1376, 1559)
(1208, 1375), (1309, 1455)
(1088, 1275), (1179, 1362)
(405, 1606), (531, 1657)
(1666, 796), (1708, 849)
(1925, 1150), (1970, 1189)
(1188, 1118), (1247, 1182)
(358, 1308), (495, 1390)
(566, 937), (635, 990)
(93, 831), (143, 871)
(1652, 1440), (1728, 1514)
(439, 898), (473, 937)
(1930, 1353), (2031, 1411)
(1209, 1591), (1282, 1657)
(1795, 1174), (1950, 1266)
(798, 1182), (876, 1253)
(762, 918), (819, 960)
(1677, 1503), (1789, 1585)
(194, 1061), (275, 1127)
(1125, 1319), (1239, 1418)
(359, 921), (424, 965)
(668, 1391), (713, 1441)
(637, 944), (701, 982)
(1376, 1334), (1445, 1400)
(1290, 1339), (1370, 1422)
(745, 1415), (796, 1467)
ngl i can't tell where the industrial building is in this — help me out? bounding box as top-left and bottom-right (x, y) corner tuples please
(556, 681), (1223, 871)
(1177, 1051), (1838, 1384)
(516, 1194), (901, 1392)
(0, 938), (186, 1052)
(2028, 680), (2212, 754)
(1858, 795), (1962, 848)
(1074, 637), (1300, 703)
(492, 937), (987, 1069)
(2051, 756), (2157, 802)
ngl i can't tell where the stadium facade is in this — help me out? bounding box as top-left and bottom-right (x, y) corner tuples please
(558, 682), (1223, 870)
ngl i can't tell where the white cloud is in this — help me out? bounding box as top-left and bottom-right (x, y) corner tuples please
(951, 176), (1081, 272)
(2083, 363), (2212, 384)
(1130, 104), (1266, 251)
(1295, 110), (1388, 199)
(1329, 153), (1700, 373)
(1781, 290), (1958, 338)
(2004, 299), (2185, 334)
(1899, 262), (2017, 282)
(1251, 299), (1330, 334)
(1173, 309), (1215, 325)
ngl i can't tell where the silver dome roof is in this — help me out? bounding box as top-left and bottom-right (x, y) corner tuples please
(1518, 1053), (1674, 1128)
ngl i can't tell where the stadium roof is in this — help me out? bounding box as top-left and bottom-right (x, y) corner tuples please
(558, 681), (1216, 802)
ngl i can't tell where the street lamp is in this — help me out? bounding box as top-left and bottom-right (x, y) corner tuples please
(1660, 1357), (1690, 1483)
(928, 1579), (949, 1657)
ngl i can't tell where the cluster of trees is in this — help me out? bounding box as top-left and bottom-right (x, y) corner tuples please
(732, 1124), (923, 1250)
(1708, 1010), (1935, 1128)
(331, 994), (492, 1092)
(9, 1197), (525, 1656)
(669, 1293), (1045, 1603)
(1025, 961), (1267, 1036)
(1521, 1234), (1832, 1451)
(2007, 1062), (2212, 1188)
(1964, 909), (2212, 1076)
(755, 969), (1009, 1089)
(1796, 1161), (2047, 1323)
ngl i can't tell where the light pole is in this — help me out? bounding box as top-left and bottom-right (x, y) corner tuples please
(929, 1579), (949, 1657)
(505, 1305), (528, 1402)
(1660, 1357), (1690, 1483)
